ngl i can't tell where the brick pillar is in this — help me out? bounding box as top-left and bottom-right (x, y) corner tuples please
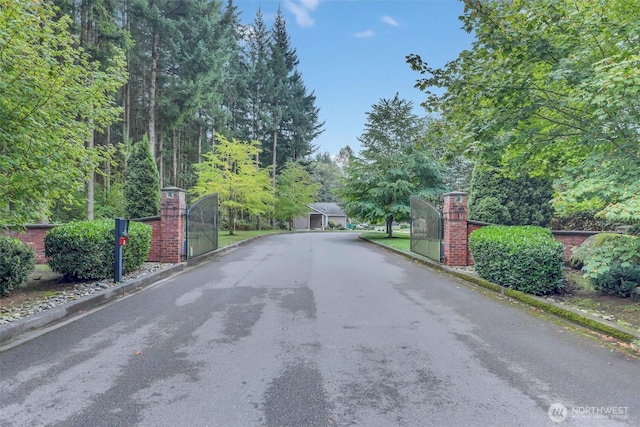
(443, 192), (469, 266)
(160, 187), (186, 263)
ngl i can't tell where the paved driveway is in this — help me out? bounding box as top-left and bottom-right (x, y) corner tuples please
(1, 232), (638, 426)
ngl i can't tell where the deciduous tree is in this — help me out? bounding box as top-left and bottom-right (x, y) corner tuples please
(274, 161), (320, 230)
(408, 0), (640, 221)
(337, 95), (446, 238)
(0, 0), (126, 227)
(191, 134), (273, 235)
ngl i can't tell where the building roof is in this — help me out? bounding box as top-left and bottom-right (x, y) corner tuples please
(308, 202), (345, 217)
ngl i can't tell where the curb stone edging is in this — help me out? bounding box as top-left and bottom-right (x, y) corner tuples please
(358, 235), (640, 344)
(0, 263), (185, 347)
(0, 233), (281, 347)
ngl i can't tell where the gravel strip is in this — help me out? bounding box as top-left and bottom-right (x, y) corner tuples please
(0, 263), (175, 326)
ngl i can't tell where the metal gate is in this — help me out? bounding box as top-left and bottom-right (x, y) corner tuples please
(410, 196), (443, 262)
(186, 193), (218, 259)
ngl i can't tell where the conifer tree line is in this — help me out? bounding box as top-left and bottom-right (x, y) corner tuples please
(3, 0), (323, 224)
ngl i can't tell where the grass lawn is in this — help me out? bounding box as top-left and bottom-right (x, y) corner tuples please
(218, 229), (286, 248)
(360, 231), (410, 252)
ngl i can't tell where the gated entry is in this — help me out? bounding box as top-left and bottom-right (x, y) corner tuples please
(186, 193), (218, 259)
(410, 196), (443, 262)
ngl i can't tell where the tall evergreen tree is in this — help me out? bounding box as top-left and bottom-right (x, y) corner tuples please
(260, 8), (322, 174)
(468, 166), (554, 227)
(124, 136), (160, 218)
(246, 8), (271, 149)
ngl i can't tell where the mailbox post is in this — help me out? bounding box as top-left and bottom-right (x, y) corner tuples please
(114, 218), (129, 282)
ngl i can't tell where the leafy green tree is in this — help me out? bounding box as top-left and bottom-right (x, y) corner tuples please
(124, 137), (160, 218)
(274, 161), (320, 230)
(468, 166), (554, 226)
(408, 0), (640, 221)
(54, 0), (133, 219)
(191, 133), (273, 235)
(0, 0), (126, 227)
(337, 95), (446, 238)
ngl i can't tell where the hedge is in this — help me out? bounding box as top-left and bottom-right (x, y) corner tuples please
(45, 220), (151, 280)
(469, 225), (564, 295)
(0, 236), (35, 297)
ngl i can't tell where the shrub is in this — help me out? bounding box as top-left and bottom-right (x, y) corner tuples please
(581, 235), (640, 279)
(470, 196), (511, 225)
(569, 233), (622, 269)
(0, 237), (35, 297)
(469, 225), (564, 295)
(45, 220), (151, 280)
(235, 219), (257, 231)
(590, 262), (640, 297)
(468, 166), (554, 226)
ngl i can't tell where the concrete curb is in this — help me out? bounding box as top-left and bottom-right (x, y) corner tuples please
(359, 235), (640, 343)
(0, 233), (281, 347)
(0, 263), (186, 347)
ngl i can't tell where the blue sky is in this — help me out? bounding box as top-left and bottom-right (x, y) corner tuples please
(235, 0), (474, 156)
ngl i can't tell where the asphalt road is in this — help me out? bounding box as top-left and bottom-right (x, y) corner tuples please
(1, 232), (638, 427)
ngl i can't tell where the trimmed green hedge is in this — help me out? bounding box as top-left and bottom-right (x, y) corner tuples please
(45, 220), (151, 280)
(469, 225), (564, 295)
(0, 236), (35, 297)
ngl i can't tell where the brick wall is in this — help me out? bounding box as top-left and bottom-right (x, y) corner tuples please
(551, 231), (598, 263)
(5, 225), (55, 264)
(3, 187), (186, 265)
(135, 217), (161, 262)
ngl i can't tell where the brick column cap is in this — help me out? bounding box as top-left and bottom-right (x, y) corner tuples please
(444, 191), (468, 197)
(161, 187), (186, 193)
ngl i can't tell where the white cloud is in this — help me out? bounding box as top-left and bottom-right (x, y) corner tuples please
(285, 0), (320, 28)
(355, 29), (375, 38)
(382, 15), (399, 27)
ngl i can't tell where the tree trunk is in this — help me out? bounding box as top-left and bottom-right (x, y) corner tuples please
(149, 30), (159, 162)
(271, 128), (277, 229)
(86, 128), (95, 220)
(105, 125), (111, 193)
(158, 131), (164, 188)
(123, 2), (130, 143)
(172, 128), (178, 186)
(386, 217), (394, 239)
(198, 120), (203, 163)
(228, 208), (235, 236)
